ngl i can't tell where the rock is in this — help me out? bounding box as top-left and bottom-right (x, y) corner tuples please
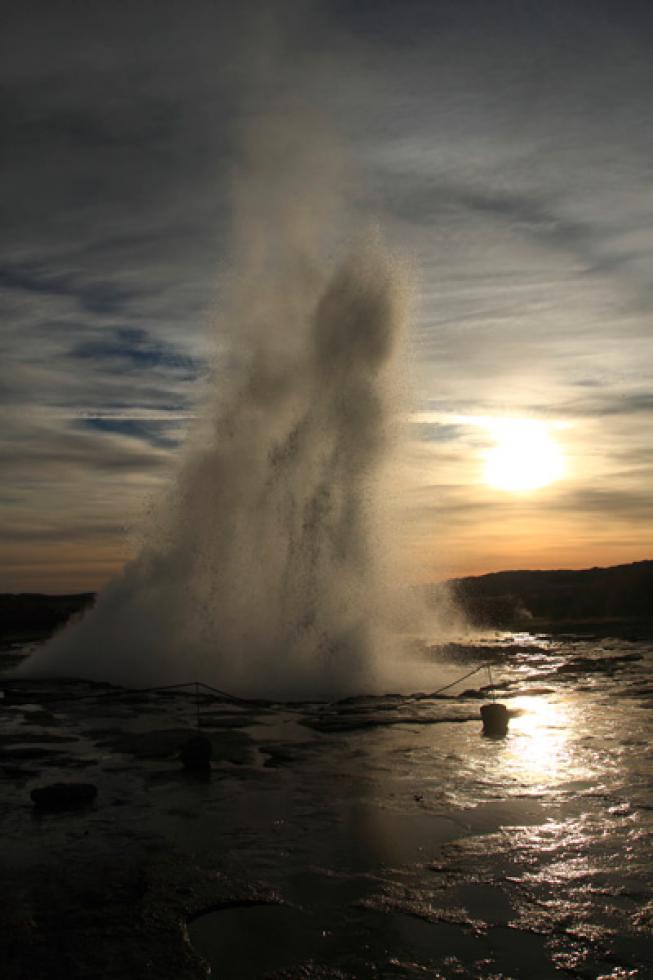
(31, 782), (98, 811)
(180, 735), (212, 771)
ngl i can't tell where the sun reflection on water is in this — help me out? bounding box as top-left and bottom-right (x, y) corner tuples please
(501, 696), (577, 785)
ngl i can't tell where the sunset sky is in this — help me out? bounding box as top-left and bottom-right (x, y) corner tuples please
(3, 1), (653, 593)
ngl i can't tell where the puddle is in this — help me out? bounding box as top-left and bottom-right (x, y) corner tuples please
(187, 899), (552, 979)
(188, 904), (309, 979)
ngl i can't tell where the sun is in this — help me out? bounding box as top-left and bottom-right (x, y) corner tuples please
(483, 419), (565, 493)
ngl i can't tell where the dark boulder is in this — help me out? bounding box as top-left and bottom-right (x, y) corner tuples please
(180, 735), (212, 771)
(31, 782), (98, 811)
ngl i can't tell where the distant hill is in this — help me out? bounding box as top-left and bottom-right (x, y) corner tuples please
(448, 560), (653, 628)
(0, 593), (95, 640)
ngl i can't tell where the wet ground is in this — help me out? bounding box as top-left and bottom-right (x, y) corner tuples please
(1, 630), (653, 978)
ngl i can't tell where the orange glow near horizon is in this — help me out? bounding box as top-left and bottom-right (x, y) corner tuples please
(5, 534), (653, 595)
(4, 410), (652, 594)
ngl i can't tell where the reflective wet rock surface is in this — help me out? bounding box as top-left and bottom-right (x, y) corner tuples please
(1, 631), (652, 978)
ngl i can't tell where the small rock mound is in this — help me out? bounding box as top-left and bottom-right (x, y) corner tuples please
(31, 782), (98, 811)
(180, 735), (212, 771)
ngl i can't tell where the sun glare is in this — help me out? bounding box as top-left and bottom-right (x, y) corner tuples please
(483, 419), (565, 493)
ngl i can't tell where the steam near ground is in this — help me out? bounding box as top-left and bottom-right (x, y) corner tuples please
(18, 113), (457, 698)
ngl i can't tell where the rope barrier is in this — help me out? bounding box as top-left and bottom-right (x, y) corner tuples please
(0, 679), (265, 706)
(3, 662), (499, 707)
(417, 660), (497, 698)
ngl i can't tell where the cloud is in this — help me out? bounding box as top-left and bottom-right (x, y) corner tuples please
(547, 486), (653, 523)
(557, 389), (653, 419)
(2, 430), (172, 476)
(3, 1), (653, 589)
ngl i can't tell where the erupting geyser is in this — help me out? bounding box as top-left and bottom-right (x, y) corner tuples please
(19, 124), (414, 698)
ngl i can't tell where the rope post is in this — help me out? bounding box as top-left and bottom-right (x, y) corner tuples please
(487, 664), (496, 702)
(195, 681), (201, 731)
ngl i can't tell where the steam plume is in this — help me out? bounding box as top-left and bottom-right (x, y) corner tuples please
(19, 116), (416, 698)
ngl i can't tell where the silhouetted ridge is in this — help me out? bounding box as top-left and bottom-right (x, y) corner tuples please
(449, 560), (653, 627)
(0, 593), (95, 639)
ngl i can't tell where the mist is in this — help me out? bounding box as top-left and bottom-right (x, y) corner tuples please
(16, 105), (447, 698)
